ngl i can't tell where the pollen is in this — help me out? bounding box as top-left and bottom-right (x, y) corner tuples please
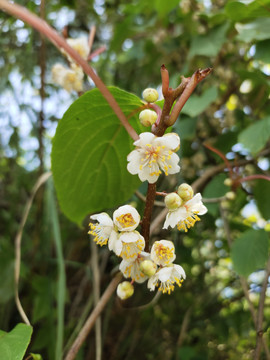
(155, 245), (174, 264)
(116, 213), (136, 228)
(177, 212), (200, 232)
(88, 223), (108, 246)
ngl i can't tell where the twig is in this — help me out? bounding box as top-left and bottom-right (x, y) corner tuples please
(64, 272), (122, 360)
(88, 46), (106, 61)
(91, 241), (102, 360)
(88, 25), (96, 55)
(176, 306), (192, 347)
(168, 68), (212, 126)
(0, 0), (139, 141)
(135, 191), (164, 207)
(14, 171), (52, 325)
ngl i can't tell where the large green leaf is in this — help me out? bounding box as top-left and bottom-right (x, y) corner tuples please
(238, 116), (270, 155)
(231, 229), (269, 277)
(0, 324), (33, 360)
(254, 180), (270, 220)
(51, 87), (144, 224)
(188, 23), (229, 58)
(181, 87), (218, 117)
(236, 18), (270, 42)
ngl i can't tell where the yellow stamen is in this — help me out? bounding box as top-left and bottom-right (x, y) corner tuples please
(116, 213), (136, 228)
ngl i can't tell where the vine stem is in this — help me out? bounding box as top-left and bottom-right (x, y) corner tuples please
(0, 0), (139, 141)
(64, 272), (122, 360)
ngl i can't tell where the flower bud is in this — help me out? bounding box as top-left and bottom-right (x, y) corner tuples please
(139, 109), (157, 127)
(165, 193), (182, 210)
(116, 281), (134, 300)
(225, 191), (236, 201)
(264, 223), (270, 232)
(177, 183), (194, 201)
(140, 260), (157, 277)
(142, 88), (159, 103)
(224, 178), (232, 187)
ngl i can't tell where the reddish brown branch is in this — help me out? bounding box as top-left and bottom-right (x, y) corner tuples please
(0, 0), (139, 141)
(140, 183), (157, 251)
(168, 67), (212, 126)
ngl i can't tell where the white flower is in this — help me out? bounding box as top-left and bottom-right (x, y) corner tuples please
(89, 212), (114, 246)
(147, 264), (186, 294)
(127, 132), (180, 183)
(119, 231), (145, 260)
(113, 205), (140, 232)
(150, 240), (176, 266)
(66, 37), (90, 60)
(51, 63), (84, 92)
(108, 230), (122, 255)
(163, 193), (207, 232)
(120, 251), (150, 283)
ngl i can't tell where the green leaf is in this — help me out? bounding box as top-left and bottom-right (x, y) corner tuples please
(153, 0), (179, 17)
(231, 229), (269, 277)
(238, 116), (270, 155)
(176, 117), (197, 140)
(0, 323), (33, 360)
(236, 18), (270, 42)
(254, 180), (270, 220)
(203, 173), (227, 216)
(254, 39), (270, 63)
(188, 23), (229, 58)
(181, 87), (218, 117)
(51, 87), (144, 224)
(225, 0), (270, 21)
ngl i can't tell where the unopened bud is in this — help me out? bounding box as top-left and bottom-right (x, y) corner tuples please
(142, 88), (159, 103)
(264, 223), (270, 232)
(225, 191), (236, 201)
(224, 178), (232, 187)
(139, 109), (158, 127)
(165, 193), (182, 210)
(140, 260), (157, 277)
(177, 183), (194, 201)
(116, 281), (134, 300)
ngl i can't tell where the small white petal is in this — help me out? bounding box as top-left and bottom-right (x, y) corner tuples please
(134, 132), (156, 147)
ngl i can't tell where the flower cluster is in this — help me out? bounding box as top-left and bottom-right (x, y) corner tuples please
(89, 205), (186, 298)
(89, 87), (207, 300)
(51, 37), (89, 92)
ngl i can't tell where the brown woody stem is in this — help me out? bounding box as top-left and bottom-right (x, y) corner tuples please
(141, 183), (157, 251)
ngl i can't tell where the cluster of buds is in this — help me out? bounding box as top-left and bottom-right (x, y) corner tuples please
(89, 205), (186, 299)
(163, 184), (207, 232)
(51, 37), (89, 92)
(139, 88), (159, 127)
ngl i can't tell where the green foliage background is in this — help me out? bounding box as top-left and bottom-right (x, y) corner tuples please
(0, 0), (270, 359)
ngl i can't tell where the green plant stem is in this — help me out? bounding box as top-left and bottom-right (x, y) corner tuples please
(0, 0), (139, 141)
(47, 178), (66, 360)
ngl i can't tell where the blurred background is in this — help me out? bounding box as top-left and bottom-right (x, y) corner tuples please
(0, 0), (270, 359)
